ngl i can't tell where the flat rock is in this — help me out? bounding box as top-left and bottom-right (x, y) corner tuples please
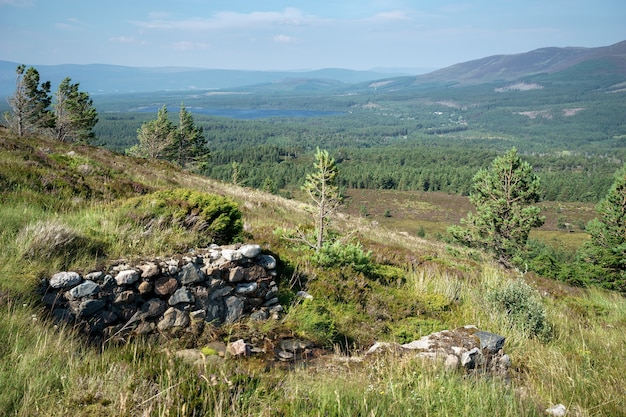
(68, 280), (100, 299)
(50, 271), (82, 289)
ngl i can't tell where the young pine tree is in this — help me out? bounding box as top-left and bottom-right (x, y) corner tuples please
(449, 148), (544, 267)
(302, 147), (342, 250)
(170, 104), (209, 170)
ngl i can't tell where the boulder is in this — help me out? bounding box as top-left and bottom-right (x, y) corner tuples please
(49, 271), (82, 289)
(68, 280), (100, 299)
(115, 270), (139, 286)
(238, 244), (262, 258)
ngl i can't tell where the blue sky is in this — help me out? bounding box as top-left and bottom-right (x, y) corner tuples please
(1, 0), (624, 71)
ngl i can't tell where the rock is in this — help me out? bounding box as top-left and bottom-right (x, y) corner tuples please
(402, 338), (434, 351)
(545, 404), (567, 417)
(50, 271), (82, 289)
(137, 281), (153, 295)
(115, 270), (139, 286)
(224, 296), (244, 323)
(77, 299), (106, 318)
(154, 276), (178, 296)
(169, 287), (195, 306)
(157, 307), (190, 331)
(277, 350), (294, 361)
(257, 254), (277, 269)
(228, 267), (245, 283)
(445, 354), (460, 369)
(226, 339), (250, 356)
(85, 271), (104, 282)
(179, 263), (205, 285)
(296, 290), (313, 300)
(68, 280), (100, 299)
(242, 265), (268, 281)
(222, 249), (243, 262)
(264, 297), (279, 307)
(139, 262), (160, 279)
(238, 244), (262, 258)
(113, 290), (135, 305)
(138, 299), (167, 319)
(175, 349), (205, 366)
(474, 331), (506, 353)
(210, 286), (233, 300)
(279, 339), (313, 353)
(461, 347), (480, 369)
(366, 341), (403, 355)
(249, 309), (269, 321)
(235, 282), (258, 295)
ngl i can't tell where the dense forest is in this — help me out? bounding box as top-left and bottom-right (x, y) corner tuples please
(88, 76), (625, 202)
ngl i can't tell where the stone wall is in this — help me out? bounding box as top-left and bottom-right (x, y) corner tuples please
(41, 244), (282, 340)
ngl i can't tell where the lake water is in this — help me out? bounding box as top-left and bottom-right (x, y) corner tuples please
(135, 106), (344, 120)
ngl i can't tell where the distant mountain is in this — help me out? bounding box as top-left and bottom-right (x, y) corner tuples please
(364, 40), (626, 91)
(0, 62), (408, 97)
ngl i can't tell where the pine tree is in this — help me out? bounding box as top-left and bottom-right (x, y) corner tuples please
(302, 148), (342, 250)
(129, 105), (175, 159)
(3, 65), (54, 136)
(577, 164), (626, 290)
(170, 103), (209, 169)
(449, 148), (544, 267)
(54, 77), (98, 143)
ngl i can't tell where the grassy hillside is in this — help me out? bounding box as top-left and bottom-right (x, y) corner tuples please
(1, 130), (625, 416)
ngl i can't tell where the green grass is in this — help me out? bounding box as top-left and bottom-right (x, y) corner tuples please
(2, 130), (626, 416)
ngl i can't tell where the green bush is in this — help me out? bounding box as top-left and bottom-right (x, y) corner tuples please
(310, 240), (372, 273)
(486, 279), (552, 340)
(119, 189), (243, 246)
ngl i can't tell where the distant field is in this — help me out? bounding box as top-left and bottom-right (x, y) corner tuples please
(341, 189), (594, 251)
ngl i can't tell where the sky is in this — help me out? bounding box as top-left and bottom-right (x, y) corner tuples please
(1, 0), (625, 72)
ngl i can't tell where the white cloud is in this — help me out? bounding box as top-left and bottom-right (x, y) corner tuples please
(272, 34), (297, 44)
(132, 8), (317, 32)
(0, 0), (32, 6)
(171, 41), (210, 51)
(109, 36), (149, 45)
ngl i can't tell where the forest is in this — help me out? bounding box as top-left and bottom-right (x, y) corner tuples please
(88, 74), (626, 203)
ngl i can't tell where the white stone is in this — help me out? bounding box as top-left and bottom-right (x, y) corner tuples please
(49, 271), (82, 289)
(115, 269), (139, 285)
(545, 404), (567, 417)
(238, 244), (262, 258)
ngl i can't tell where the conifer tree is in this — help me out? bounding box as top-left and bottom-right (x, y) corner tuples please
(129, 105), (175, 159)
(53, 77), (98, 143)
(449, 148), (544, 267)
(4, 65), (54, 136)
(577, 164), (626, 290)
(170, 103), (209, 169)
(302, 147), (342, 250)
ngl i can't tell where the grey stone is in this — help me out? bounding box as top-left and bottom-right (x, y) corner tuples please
(222, 249), (243, 262)
(205, 299), (225, 323)
(78, 299), (106, 317)
(461, 347), (481, 369)
(50, 271), (82, 289)
(68, 280), (100, 299)
(545, 404), (567, 417)
(210, 286), (232, 300)
(179, 263), (205, 285)
(115, 270), (139, 286)
(238, 244), (262, 258)
(138, 299), (167, 319)
(279, 339), (312, 352)
(169, 287), (195, 306)
(474, 331), (506, 353)
(113, 290), (135, 305)
(85, 271), (104, 282)
(157, 307), (190, 331)
(235, 282), (258, 295)
(249, 309), (269, 321)
(296, 290), (313, 300)
(264, 297), (279, 307)
(224, 296), (244, 323)
(256, 254), (277, 269)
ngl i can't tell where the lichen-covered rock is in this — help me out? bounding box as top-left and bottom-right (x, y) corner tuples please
(50, 271), (82, 289)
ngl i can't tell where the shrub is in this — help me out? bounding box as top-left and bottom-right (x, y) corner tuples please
(119, 189), (243, 246)
(486, 278), (552, 340)
(310, 240), (372, 273)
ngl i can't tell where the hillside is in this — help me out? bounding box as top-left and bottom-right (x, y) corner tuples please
(1, 130), (626, 416)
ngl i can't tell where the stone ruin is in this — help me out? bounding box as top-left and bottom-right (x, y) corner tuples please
(41, 243), (282, 341)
